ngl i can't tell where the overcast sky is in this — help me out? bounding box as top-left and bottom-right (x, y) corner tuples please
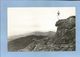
(8, 7), (75, 36)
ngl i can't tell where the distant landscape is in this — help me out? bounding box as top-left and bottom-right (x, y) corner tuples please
(8, 31), (55, 51)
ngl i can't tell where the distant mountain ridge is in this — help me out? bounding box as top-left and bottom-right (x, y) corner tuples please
(8, 31), (55, 41)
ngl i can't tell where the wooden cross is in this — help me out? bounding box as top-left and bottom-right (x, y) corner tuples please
(57, 11), (60, 20)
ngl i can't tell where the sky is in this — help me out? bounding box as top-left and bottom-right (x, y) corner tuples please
(8, 7), (75, 36)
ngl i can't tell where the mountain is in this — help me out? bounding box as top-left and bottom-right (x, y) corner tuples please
(8, 16), (75, 51)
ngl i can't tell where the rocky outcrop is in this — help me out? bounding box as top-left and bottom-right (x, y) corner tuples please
(51, 16), (76, 51)
(55, 16), (75, 44)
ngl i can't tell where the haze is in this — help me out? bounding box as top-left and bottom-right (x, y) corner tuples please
(8, 7), (75, 36)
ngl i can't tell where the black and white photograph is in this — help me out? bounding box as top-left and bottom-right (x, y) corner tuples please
(8, 7), (76, 51)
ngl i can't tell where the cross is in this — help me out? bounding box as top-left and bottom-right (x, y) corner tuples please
(57, 11), (60, 16)
(57, 11), (60, 20)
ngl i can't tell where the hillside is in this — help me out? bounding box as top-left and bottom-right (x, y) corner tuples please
(8, 31), (55, 51)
